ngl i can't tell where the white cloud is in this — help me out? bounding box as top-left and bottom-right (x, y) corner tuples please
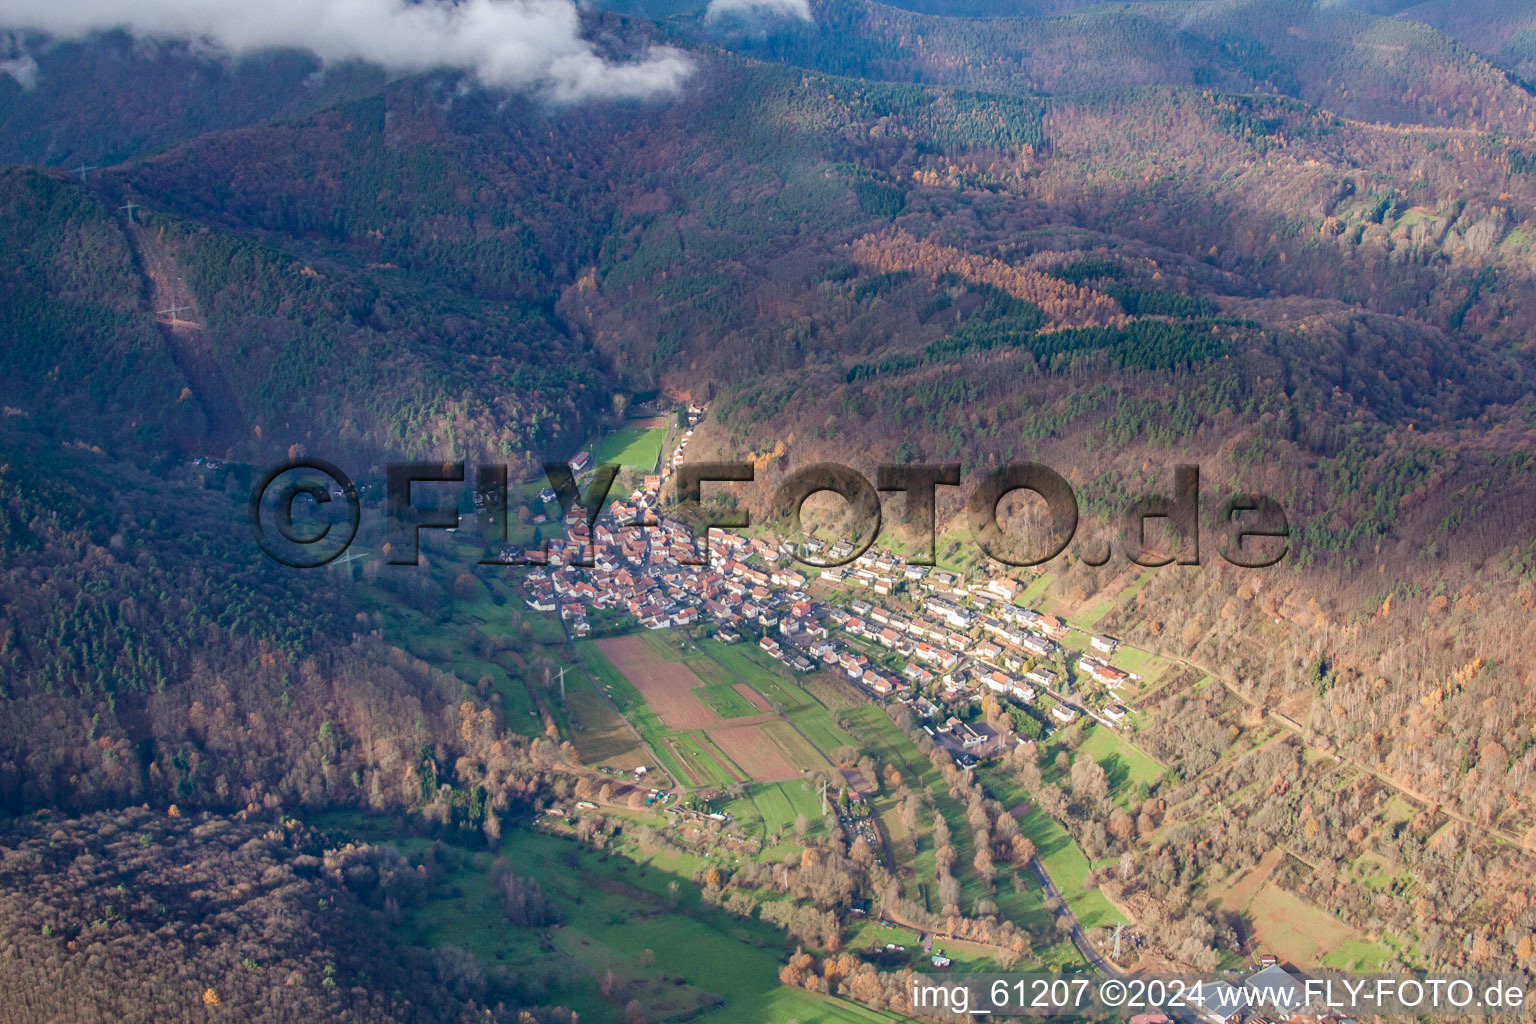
(0, 53), (38, 87)
(1, 0), (692, 100)
(1, 31), (39, 86)
(705, 0), (812, 23)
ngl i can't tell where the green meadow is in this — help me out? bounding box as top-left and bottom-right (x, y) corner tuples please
(327, 818), (902, 1024)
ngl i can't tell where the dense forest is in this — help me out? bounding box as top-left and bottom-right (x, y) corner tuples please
(0, 810), (506, 1023)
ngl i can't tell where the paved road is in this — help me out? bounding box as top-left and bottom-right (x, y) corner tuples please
(1024, 855), (1117, 977)
(1024, 852), (1210, 1024)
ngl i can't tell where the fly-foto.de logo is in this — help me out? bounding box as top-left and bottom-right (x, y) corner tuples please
(249, 459), (1288, 570)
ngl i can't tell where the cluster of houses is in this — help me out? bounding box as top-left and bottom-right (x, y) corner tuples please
(515, 430), (1144, 766)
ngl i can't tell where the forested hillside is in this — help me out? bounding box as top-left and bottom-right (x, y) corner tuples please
(0, 422), (572, 819)
(0, 31), (386, 168)
(1371, 0), (1536, 83)
(701, 0), (1536, 130)
(3, 1), (1536, 1017)
(0, 160), (609, 471)
(0, 810), (498, 1024)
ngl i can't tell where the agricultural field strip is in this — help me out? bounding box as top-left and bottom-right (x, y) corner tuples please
(597, 634), (833, 784)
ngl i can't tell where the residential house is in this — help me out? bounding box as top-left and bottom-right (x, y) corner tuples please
(1025, 666), (1057, 687)
(981, 577), (1023, 602)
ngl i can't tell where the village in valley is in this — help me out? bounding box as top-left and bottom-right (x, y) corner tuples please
(517, 406), (1141, 785)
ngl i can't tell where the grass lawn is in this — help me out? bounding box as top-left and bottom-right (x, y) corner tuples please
(1019, 572), (1054, 607)
(1321, 936), (1400, 971)
(786, 706), (854, 755)
(993, 876), (1086, 970)
(724, 779), (827, 846)
(1377, 793), (1417, 826)
(754, 779), (825, 829)
(924, 940), (999, 973)
(592, 423), (668, 471)
(851, 919), (923, 952)
(1111, 645), (1174, 685)
(1076, 595), (1118, 628)
(695, 683), (761, 719)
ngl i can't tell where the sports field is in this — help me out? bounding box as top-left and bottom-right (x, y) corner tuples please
(592, 421), (668, 470)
